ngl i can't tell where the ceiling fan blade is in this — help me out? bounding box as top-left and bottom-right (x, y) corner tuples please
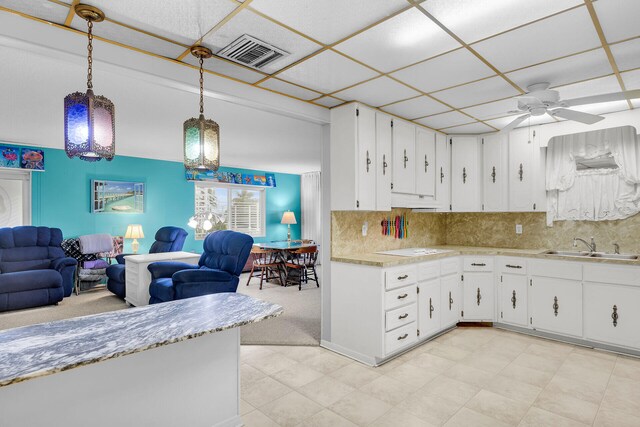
(498, 114), (530, 133)
(549, 108), (604, 124)
(563, 89), (640, 107)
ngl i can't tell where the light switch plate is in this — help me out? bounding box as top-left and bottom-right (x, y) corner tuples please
(515, 224), (523, 234)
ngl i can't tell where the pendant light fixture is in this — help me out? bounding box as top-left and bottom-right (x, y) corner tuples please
(183, 46), (220, 171)
(64, 4), (115, 162)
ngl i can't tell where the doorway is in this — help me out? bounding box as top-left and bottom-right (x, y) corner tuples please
(0, 169), (31, 226)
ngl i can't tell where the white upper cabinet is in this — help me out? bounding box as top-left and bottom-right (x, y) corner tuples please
(375, 112), (393, 211)
(415, 128), (436, 196)
(451, 136), (482, 212)
(508, 127), (536, 211)
(435, 133), (450, 211)
(392, 119), (416, 194)
(482, 134), (508, 212)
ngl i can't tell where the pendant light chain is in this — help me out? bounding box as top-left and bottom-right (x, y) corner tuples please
(87, 19), (93, 90)
(199, 56), (204, 115)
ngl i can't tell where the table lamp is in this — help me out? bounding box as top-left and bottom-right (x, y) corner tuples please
(125, 224), (144, 253)
(281, 211), (297, 242)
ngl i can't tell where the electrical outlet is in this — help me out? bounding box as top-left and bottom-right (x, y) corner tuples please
(515, 224), (523, 235)
(362, 221), (368, 236)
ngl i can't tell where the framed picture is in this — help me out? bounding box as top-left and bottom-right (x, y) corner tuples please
(20, 148), (45, 171)
(91, 180), (145, 213)
(0, 146), (20, 169)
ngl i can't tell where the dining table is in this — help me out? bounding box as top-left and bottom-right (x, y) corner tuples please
(255, 241), (318, 286)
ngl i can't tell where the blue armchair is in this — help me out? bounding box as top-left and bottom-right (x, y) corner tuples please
(105, 226), (188, 299)
(0, 226), (77, 311)
(147, 230), (253, 304)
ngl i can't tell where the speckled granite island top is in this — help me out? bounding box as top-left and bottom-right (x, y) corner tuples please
(0, 293), (282, 387)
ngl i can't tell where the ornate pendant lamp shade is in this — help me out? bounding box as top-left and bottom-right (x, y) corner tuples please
(64, 5), (115, 162)
(184, 46), (220, 171)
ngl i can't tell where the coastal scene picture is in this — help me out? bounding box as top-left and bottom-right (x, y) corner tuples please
(91, 180), (144, 213)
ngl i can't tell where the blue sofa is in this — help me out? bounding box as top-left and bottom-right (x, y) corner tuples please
(147, 230), (253, 304)
(105, 226), (187, 299)
(0, 226), (77, 311)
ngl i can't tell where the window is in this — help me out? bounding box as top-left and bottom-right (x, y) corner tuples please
(194, 182), (266, 239)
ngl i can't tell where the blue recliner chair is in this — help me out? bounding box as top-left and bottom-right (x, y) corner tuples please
(147, 230), (253, 304)
(0, 226), (77, 311)
(105, 226), (188, 299)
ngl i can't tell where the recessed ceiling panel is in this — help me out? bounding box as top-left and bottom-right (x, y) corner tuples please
(334, 8), (461, 73)
(432, 76), (520, 109)
(312, 97), (343, 108)
(332, 77), (419, 107)
(258, 78), (321, 100)
(381, 96), (450, 119)
(71, 18), (186, 59)
(621, 69), (640, 90)
(554, 75), (622, 103)
(444, 122), (494, 134)
(249, 0), (409, 44)
(277, 50), (379, 94)
(183, 54), (265, 83)
(473, 7), (601, 72)
(486, 114), (555, 129)
(506, 49), (612, 90)
(423, 0), (582, 44)
(610, 38), (640, 72)
(571, 100), (630, 116)
(0, 0), (69, 25)
(77, 0), (237, 46)
(390, 48), (494, 93)
(461, 98), (520, 120)
(415, 111), (473, 129)
(203, 10), (322, 74)
(594, 0), (640, 44)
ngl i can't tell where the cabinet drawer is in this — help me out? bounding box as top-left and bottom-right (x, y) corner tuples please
(418, 261), (440, 281)
(529, 260), (582, 280)
(463, 257), (493, 272)
(385, 322), (418, 355)
(498, 257), (527, 274)
(440, 258), (459, 276)
(385, 303), (417, 332)
(583, 264), (639, 287)
(385, 265), (417, 290)
(385, 284), (417, 310)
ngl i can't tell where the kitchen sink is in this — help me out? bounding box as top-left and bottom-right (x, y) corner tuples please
(543, 250), (591, 257)
(544, 250), (638, 260)
(589, 253), (639, 260)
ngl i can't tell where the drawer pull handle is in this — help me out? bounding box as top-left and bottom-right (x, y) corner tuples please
(612, 305), (618, 327)
(505, 264), (522, 269)
(553, 296), (559, 317)
(398, 313), (409, 320)
(471, 263), (486, 267)
(511, 290), (517, 309)
(397, 274), (409, 280)
(429, 297), (434, 319)
(397, 293), (408, 299)
(449, 291), (453, 310)
(397, 333), (408, 341)
(477, 287), (482, 306)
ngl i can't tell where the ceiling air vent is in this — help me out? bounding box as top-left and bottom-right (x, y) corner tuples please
(218, 34), (289, 69)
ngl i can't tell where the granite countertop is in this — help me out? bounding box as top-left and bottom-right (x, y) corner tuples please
(332, 245), (640, 267)
(0, 293), (282, 387)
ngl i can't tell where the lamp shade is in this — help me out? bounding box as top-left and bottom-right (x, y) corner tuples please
(184, 114), (220, 171)
(64, 89), (115, 162)
(124, 224), (144, 239)
(281, 211), (297, 225)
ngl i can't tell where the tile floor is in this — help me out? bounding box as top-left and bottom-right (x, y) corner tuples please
(240, 327), (640, 426)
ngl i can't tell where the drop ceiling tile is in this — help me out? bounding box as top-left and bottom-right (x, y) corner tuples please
(485, 114), (555, 129)
(202, 10), (322, 74)
(423, 0), (582, 44)
(571, 100), (630, 116)
(506, 48), (612, 90)
(277, 50), (379, 94)
(473, 7), (601, 72)
(313, 97), (344, 108)
(249, 0), (409, 44)
(381, 96), (451, 120)
(444, 122), (495, 134)
(461, 98), (520, 120)
(594, 0), (640, 43)
(611, 38), (640, 71)
(183, 54), (265, 83)
(334, 8), (461, 73)
(390, 48), (495, 93)
(415, 111), (473, 129)
(621, 69), (640, 90)
(433, 76), (520, 108)
(258, 78), (321, 100)
(332, 77), (419, 107)
(554, 75), (622, 103)
(0, 0), (69, 25)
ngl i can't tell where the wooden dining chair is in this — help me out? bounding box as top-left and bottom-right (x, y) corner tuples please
(246, 246), (281, 290)
(285, 245), (319, 290)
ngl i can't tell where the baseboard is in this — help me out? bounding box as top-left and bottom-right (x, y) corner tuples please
(213, 415), (242, 427)
(320, 340), (377, 366)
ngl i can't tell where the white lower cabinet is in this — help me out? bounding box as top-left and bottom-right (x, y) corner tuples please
(462, 273), (494, 321)
(418, 278), (441, 338)
(499, 274), (528, 327)
(584, 282), (640, 349)
(440, 273), (461, 328)
(530, 276), (582, 338)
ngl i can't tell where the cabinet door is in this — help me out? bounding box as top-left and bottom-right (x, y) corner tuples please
(482, 134), (508, 212)
(451, 136), (481, 212)
(356, 107), (376, 210)
(440, 274), (460, 327)
(584, 282), (640, 349)
(418, 278), (441, 338)
(435, 133), (450, 211)
(415, 128), (436, 196)
(530, 276), (582, 337)
(375, 112), (392, 211)
(392, 120), (416, 194)
(508, 128), (534, 212)
(499, 274), (528, 326)
(462, 272), (494, 321)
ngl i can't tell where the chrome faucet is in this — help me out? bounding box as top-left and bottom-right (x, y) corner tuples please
(613, 243), (620, 254)
(573, 237), (596, 253)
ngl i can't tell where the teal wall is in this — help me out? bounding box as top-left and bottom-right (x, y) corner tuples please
(31, 148), (301, 253)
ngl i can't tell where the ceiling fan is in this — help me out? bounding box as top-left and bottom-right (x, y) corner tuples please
(498, 83), (640, 133)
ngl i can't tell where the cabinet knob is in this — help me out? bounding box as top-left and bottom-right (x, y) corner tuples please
(553, 296), (559, 316)
(612, 304), (618, 327)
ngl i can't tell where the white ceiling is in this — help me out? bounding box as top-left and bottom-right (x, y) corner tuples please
(0, 0), (638, 133)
